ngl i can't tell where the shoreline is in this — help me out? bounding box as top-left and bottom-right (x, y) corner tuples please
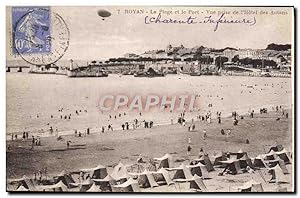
(7, 68), (292, 78)
(5, 104), (292, 140)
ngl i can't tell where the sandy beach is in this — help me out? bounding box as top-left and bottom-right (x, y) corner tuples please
(6, 109), (293, 192)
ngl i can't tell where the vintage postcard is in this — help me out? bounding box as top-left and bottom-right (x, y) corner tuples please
(6, 6), (295, 192)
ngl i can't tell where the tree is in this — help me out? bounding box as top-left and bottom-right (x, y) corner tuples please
(232, 55), (239, 63)
(215, 56), (229, 69)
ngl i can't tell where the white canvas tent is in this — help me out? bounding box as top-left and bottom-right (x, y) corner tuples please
(86, 183), (101, 192)
(110, 162), (129, 182)
(92, 175), (115, 192)
(167, 164), (193, 181)
(192, 154), (214, 172)
(112, 178), (140, 192)
(37, 180), (68, 192)
(237, 179), (264, 192)
(268, 164), (288, 184)
(8, 175), (37, 191)
(154, 153), (174, 169)
(186, 162), (210, 179)
(187, 175), (208, 192)
(129, 170), (158, 188)
(80, 164), (108, 179)
(16, 185), (30, 192)
(153, 167), (174, 186)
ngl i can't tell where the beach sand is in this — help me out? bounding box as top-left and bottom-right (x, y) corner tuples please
(6, 110), (293, 192)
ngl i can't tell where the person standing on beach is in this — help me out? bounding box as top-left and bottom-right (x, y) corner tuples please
(188, 137), (192, 144)
(101, 126), (105, 133)
(203, 129), (207, 140)
(217, 112), (222, 124)
(225, 129), (231, 142)
(31, 136), (35, 150)
(187, 145), (192, 156)
(74, 129), (78, 137)
(250, 110), (254, 118)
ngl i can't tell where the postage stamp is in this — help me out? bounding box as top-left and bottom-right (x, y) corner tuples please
(12, 7), (51, 55)
(11, 6), (70, 66)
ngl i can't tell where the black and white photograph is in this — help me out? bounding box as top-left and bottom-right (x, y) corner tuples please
(5, 5), (295, 193)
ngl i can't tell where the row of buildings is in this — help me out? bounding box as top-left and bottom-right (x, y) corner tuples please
(123, 44), (292, 71)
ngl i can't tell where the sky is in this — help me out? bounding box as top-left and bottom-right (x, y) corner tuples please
(6, 6), (294, 61)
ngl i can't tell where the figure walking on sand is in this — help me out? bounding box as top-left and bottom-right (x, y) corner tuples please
(225, 129), (231, 142)
(203, 129), (207, 140)
(187, 145), (192, 155)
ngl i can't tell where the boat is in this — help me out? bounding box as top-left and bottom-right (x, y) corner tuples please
(134, 67), (165, 77)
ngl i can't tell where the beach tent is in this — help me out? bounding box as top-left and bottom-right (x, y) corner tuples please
(186, 162), (210, 179)
(268, 143), (284, 152)
(253, 155), (268, 168)
(153, 153), (174, 169)
(92, 175), (115, 192)
(227, 149), (246, 159)
(9, 175), (37, 191)
(192, 154), (214, 172)
(237, 179), (264, 192)
(264, 150), (278, 160)
(37, 180), (68, 192)
(112, 178), (140, 192)
(69, 180), (93, 192)
(167, 164), (193, 181)
(153, 168), (174, 186)
(220, 159), (243, 175)
(86, 183), (101, 192)
(268, 164), (288, 184)
(211, 152), (227, 167)
(80, 164), (108, 179)
(129, 170), (158, 188)
(238, 153), (255, 169)
(187, 175), (208, 192)
(266, 157), (289, 174)
(236, 149), (246, 159)
(110, 162), (129, 182)
(16, 185), (30, 192)
(276, 149), (292, 164)
(54, 170), (75, 188)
